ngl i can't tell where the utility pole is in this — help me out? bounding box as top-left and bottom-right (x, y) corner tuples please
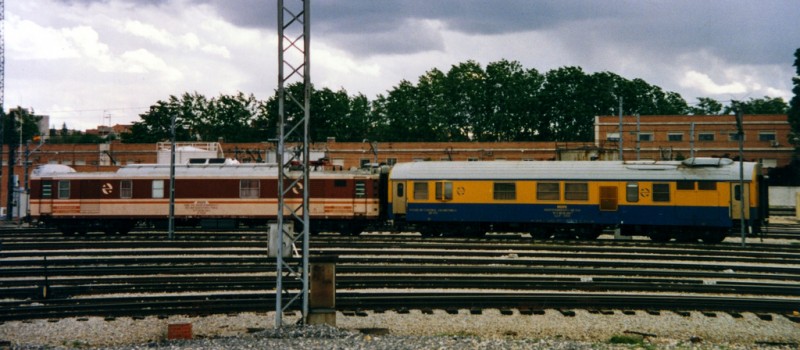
(618, 97), (623, 161)
(275, 0), (311, 328)
(735, 109), (746, 247)
(5, 110), (13, 221)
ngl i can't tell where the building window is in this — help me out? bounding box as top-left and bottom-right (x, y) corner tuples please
(677, 181), (695, 190)
(493, 182), (516, 200)
(653, 183), (670, 202)
(467, 158), (479, 161)
(386, 158), (397, 166)
(638, 133), (653, 142)
(413, 182), (428, 200)
(121, 180), (133, 199)
(760, 159), (777, 168)
(667, 133), (683, 142)
(152, 180), (164, 199)
(240, 179), (260, 198)
(564, 182), (588, 201)
(606, 132), (620, 142)
(359, 158), (371, 167)
(758, 132), (776, 141)
(626, 182), (639, 203)
(728, 133), (744, 141)
(536, 182), (560, 201)
(435, 181), (453, 200)
(698, 133), (714, 141)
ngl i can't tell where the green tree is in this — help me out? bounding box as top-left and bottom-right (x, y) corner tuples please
(689, 97), (724, 115)
(3, 107), (43, 145)
(788, 48), (800, 162)
(723, 96), (789, 115)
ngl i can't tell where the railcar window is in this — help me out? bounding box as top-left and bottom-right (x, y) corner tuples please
(121, 180), (133, 199)
(42, 181), (53, 199)
(653, 183), (670, 202)
(734, 185), (741, 201)
(413, 182), (428, 200)
(355, 181), (366, 198)
(494, 182), (516, 200)
(435, 181), (453, 200)
(698, 181), (716, 190)
(397, 183), (404, 197)
(152, 180), (164, 199)
(626, 182), (639, 202)
(677, 181), (695, 190)
(564, 182), (588, 201)
(240, 179), (260, 198)
(536, 182), (560, 200)
(58, 180), (70, 199)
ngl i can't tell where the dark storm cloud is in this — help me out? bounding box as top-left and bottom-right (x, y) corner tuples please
(198, 0), (797, 65)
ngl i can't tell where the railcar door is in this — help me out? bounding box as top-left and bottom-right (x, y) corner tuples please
(730, 183), (750, 220)
(38, 179), (54, 215)
(392, 181), (407, 216)
(353, 178), (368, 216)
(599, 186), (618, 211)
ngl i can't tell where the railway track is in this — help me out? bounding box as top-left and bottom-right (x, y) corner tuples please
(1, 229), (799, 322)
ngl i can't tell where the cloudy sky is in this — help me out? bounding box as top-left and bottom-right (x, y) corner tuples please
(7, 0), (799, 131)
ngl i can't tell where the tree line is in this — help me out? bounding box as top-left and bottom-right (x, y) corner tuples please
(119, 60), (790, 144)
(0, 59), (793, 145)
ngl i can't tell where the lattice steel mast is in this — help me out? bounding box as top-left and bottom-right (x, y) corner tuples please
(275, 0), (310, 327)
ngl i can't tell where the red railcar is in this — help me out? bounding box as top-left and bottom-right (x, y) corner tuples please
(29, 162), (383, 235)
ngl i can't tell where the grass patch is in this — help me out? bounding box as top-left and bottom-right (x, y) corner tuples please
(608, 334), (644, 345)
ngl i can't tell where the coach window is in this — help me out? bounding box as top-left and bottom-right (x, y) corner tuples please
(653, 183), (670, 202)
(698, 181), (716, 190)
(152, 180), (164, 199)
(42, 181), (53, 199)
(677, 181), (695, 190)
(536, 182), (560, 201)
(396, 183), (404, 197)
(121, 180), (133, 199)
(58, 180), (70, 199)
(626, 182), (639, 203)
(355, 181), (367, 198)
(493, 182), (516, 200)
(435, 181), (453, 201)
(240, 179), (260, 198)
(564, 182), (588, 201)
(413, 182), (429, 200)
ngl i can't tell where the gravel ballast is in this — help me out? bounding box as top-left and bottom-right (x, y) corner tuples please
(1, 309), (798, 349)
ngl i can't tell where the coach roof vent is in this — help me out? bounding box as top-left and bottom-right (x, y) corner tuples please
(681, 157), (734, 167)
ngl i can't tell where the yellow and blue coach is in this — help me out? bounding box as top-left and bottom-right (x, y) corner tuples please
(387, 158), (766, 243)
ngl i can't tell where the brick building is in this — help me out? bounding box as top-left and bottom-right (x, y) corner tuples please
(595, 114), (794, 168)
(0, 114), (793, 218)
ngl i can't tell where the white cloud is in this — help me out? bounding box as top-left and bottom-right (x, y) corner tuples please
(679, 71), (748, 95)
(123, 20), (177, 48)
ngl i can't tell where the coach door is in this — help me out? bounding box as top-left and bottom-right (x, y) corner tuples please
(39, 179), (54, 215)
(353, 178), (368, 216)
(393, 182), (407, 216)
(730, 183), (750, 220)
(599, 186), (618, 211)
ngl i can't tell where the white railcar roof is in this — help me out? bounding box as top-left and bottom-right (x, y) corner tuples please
(32, 163), (375, 179)
(389, 158), (757, 182)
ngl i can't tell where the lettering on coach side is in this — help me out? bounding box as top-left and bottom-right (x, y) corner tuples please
(544, 205), (581, 218)
(184, 201), (219, 215)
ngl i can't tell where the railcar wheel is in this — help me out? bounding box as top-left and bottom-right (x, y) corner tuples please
(576, 227), (601, 240)
(699, 230), (727, 244)
(530, 228), (551, 240)
(648, 231), (670, 243)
